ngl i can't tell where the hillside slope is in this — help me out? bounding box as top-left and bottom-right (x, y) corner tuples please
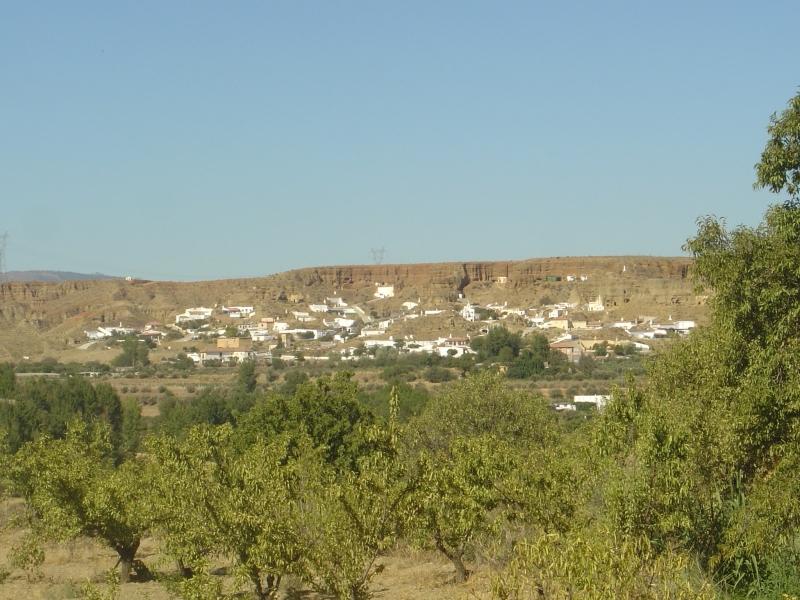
(0, 256), (704, 361)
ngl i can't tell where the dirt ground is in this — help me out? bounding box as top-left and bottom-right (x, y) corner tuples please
(0, 526), (493, 600)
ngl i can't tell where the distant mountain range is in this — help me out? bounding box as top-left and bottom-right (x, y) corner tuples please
(3, 270), (120, 282)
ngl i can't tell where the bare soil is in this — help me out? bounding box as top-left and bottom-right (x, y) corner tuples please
(0, 500), (491, 600)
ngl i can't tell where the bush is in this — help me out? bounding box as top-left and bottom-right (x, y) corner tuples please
(424, 367), (455, 383)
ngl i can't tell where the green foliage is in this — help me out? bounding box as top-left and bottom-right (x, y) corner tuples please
(409, 371), (565, 581)
(149, 425), (321, 599)
(493, 526), (716, 599)
(120, 397), (145, 455)
(423, 366), (454, 383)
(410, 370), (557, 454)
(0, 363), (15, 397)
(308, 389), (416, 600)
(235, 359), (257, 394)
(156, 388), (238, 438)
(236, 372), (375, 471)
(280, 369), (308, 397)
(470, 326), (522, 362)
(357, 381), (430, 422)
(80, 568), (120, 600)
(174, 352), (195, 370)
(755, 90), (800, 199)
(111, 335), (150, 368)
(3, 420), (150, 582)
(1, 378), (123, 455)
(415, 435), (514, 581)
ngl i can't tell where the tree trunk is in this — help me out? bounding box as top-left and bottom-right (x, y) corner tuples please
(449, 549), (468, 583)
(177, 559), (194, 579)
(434, 537), (469, 582)
(114, 539), (140, 584)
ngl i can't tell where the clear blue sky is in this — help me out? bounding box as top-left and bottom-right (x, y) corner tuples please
(1, 2), (797, 281)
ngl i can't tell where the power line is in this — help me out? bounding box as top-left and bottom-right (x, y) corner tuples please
(0, 233), (8, 282)
(369, 247), (387, 265)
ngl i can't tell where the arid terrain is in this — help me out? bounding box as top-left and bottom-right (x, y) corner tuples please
(0, 256), (705, 363)
(0, 499), (492, 600)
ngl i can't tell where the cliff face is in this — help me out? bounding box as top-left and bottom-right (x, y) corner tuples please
(0, 256), (701, 360)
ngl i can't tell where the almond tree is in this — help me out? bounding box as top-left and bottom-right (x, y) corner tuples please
(2, 420), (151, 583)
(149, 424), (320, 599)
(307, 389), (417, 600)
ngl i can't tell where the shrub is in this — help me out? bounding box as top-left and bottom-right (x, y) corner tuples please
(424, 366), (455, 383)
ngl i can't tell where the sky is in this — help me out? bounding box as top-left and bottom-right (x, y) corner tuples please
(1, 2), (798, 281)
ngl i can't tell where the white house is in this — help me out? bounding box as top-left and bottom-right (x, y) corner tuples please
(652, 320), (696, 335)
(424, 309), (445, 316)
(461, 304), (480, 322)
(200, 347), (256, 364)
(405, 340), (437, 353)
(362, 339), (395, 349)
(250, 330), (273, 342)
(326, 297), (347, 307)
(273, 322), (289, 332)
(85, 330), (111, 340)
(587, 295), (605, 312)
(360, 328), (387, 337)
(374, 284), (395, 299)
(309, 304), (329, 313)
(176, 307), (213, 323)
(402, 301), (419, 310)
(222, 305), (254, 316)
(574, 395), (609, 409)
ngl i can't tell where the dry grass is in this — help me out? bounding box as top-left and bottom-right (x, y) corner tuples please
(0, 514), (492, 600)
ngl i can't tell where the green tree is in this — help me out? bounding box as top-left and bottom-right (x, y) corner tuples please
(112, 335), (150, 368)
(409, 371), (560, 581)
(149, 425), (320, 599)
(588, 198), (800, 592)
(2, 420), (151, 582)
(410, 371), (557, 455)
(280, 369), (309, 397)
(469, 326), (522, 362)
(174, 352), (195, 370)
(235, 359), (257, 394)
(308, 390), (416, 600)
(236, 372), (375, 471)
(0, 362), (15, 397)
(754, 90), (800, 198)
(5, 378), (123, 456)
(416, 435), (513, 581)
(120, 397), (145, 455)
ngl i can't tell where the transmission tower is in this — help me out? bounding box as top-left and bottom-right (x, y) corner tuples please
(0, 233), (7, 282)
(369, 247), (387, 265)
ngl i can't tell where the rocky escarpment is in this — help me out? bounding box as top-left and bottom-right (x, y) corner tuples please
(0, 256), (701, 360)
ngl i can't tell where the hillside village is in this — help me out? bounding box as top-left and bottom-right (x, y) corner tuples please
(83, 276), (696, 368)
